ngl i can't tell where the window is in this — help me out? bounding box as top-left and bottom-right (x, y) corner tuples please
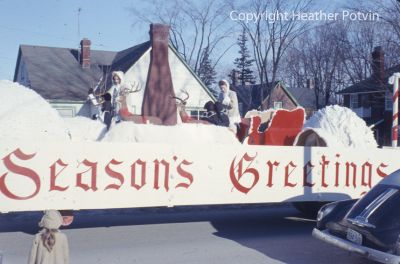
(385, 91), (393, 111)
(273, 101), (283, 109)
(190, 110), (207, 120)
(350, 94), (359, 109)
(56, 108), (75, 118)
(360, 94), (369, 107)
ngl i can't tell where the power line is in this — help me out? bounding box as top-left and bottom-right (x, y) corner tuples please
(77, 7), (82, 40)
(0, 24), (77, 44)
(0, 55), (15, 60)
(0, 24), (111, 49)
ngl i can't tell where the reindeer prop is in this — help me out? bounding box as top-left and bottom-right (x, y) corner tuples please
(171, 90), (210, 125)
(118, 82), (163, 125)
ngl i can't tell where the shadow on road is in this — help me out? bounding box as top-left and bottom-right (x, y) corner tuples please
(0, 204), (377, 264)
(0, 204), (289, 234)
(209, 204), (376, 264)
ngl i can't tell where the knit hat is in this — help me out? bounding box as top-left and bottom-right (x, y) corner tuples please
(39, 210), (63, 229)
(112, 71), (125, 84)
(218, 79), (230, 90)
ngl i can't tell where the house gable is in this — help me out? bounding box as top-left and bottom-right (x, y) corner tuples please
(14, 38), (215, 118)
(120, 44), (215, 115)
(262, 82), (299, 110)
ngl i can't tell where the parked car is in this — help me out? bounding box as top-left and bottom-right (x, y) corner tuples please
(313, 169), (400, 264)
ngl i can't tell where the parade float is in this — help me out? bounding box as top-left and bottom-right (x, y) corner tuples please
(1, 24), (400, 217)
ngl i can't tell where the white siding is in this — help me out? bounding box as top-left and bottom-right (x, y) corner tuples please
(169, 48), (214, 109)
(123, 47), (214, 115)
(123, 49), (151, 115)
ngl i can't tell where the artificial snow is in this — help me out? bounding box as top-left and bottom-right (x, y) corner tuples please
(0, 80), (239, 144)
(63, 116), (106, 142)
(299, 105), (377, 148)
(102, 122), (240, 145)
(244, 109), (275, 123)
(0, 80), (70, 141)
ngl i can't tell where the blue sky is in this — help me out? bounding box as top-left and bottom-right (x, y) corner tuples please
(0, 0), (354, 80)
(0, 0), (149, 80)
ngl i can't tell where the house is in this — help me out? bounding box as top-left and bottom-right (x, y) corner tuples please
(231, 77), (316, 117)
(336, 46), (397, 146)
(13, 24), (215, 121)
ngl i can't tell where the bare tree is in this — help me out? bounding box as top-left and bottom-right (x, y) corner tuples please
(343, 0), (400, 75)
(130, 0), (235, 85)
(283, 21), (347, 109)
(283, 14), (400, 110)
(228, 0), (314, 109)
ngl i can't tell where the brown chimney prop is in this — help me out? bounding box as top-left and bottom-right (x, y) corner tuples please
(80, 38), (91, 69)
(372, 46), (385, 82)
(142, 24), (177, 125)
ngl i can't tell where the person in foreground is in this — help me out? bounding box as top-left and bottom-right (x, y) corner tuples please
(28, 210), (69, 264)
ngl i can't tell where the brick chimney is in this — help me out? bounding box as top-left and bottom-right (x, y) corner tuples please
(372, 46), (384, 82)
(80, 38), (91, 69)
(142, 24), (177, 125)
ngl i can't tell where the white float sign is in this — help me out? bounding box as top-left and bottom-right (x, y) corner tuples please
(0, 140), (399, 212)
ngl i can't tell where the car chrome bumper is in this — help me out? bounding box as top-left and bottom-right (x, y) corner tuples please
(312, 228), (400, 264)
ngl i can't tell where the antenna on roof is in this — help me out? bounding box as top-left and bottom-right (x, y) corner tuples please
(77, 7), (82, 40)
(77, 7), (82, 64)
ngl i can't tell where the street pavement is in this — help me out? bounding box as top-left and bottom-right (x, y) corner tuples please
(0, 204), (377, 264)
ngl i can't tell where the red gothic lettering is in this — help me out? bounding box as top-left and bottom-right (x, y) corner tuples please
(334, 163), (340, 186)
(303, 161), (315, 187)
(284, 161), (297, 187)
(131, 159), (146, 190)
(230, 152), (259, 194)
(49, 159), (69, 191)
(175, 159), (194, 189)
(376, 163), (389, 178)
(266, 160), (279, 187)
(361, 162), (372, 188)
(345, 162), (357, 188)
(0, 149), (40, 200)
(154, 159), (170, 192)
(334, 154), (340, 187)
(320, 155), (329, 188)
(104, 159), (124, 190)
(76, 159), (98, 191)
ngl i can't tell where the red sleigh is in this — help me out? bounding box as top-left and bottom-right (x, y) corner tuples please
(243, 108), (305, 146)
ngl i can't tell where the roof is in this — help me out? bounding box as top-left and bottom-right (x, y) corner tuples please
(14, 45), (117, 101)
(286, 85), (319, 109)
(337, 64), (400, 95)
(104, 41), (151, 88)
(272, 81), (300, 106)
(14, 40), (215, 103)
(233, 82), (273, 112)
(14, 42), (152, 101)
(233, 81), (301, 112)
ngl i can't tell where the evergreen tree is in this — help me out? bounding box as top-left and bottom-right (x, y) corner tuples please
(198, 46), (216, 87)
(234, 28), (255, 85)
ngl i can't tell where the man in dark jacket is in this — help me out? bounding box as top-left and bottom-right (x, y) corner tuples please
(101, 93), (113, 130)
(201, 101), (219, 125)
(201, 101), (229, 127)
(215, 102), (229, 127)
